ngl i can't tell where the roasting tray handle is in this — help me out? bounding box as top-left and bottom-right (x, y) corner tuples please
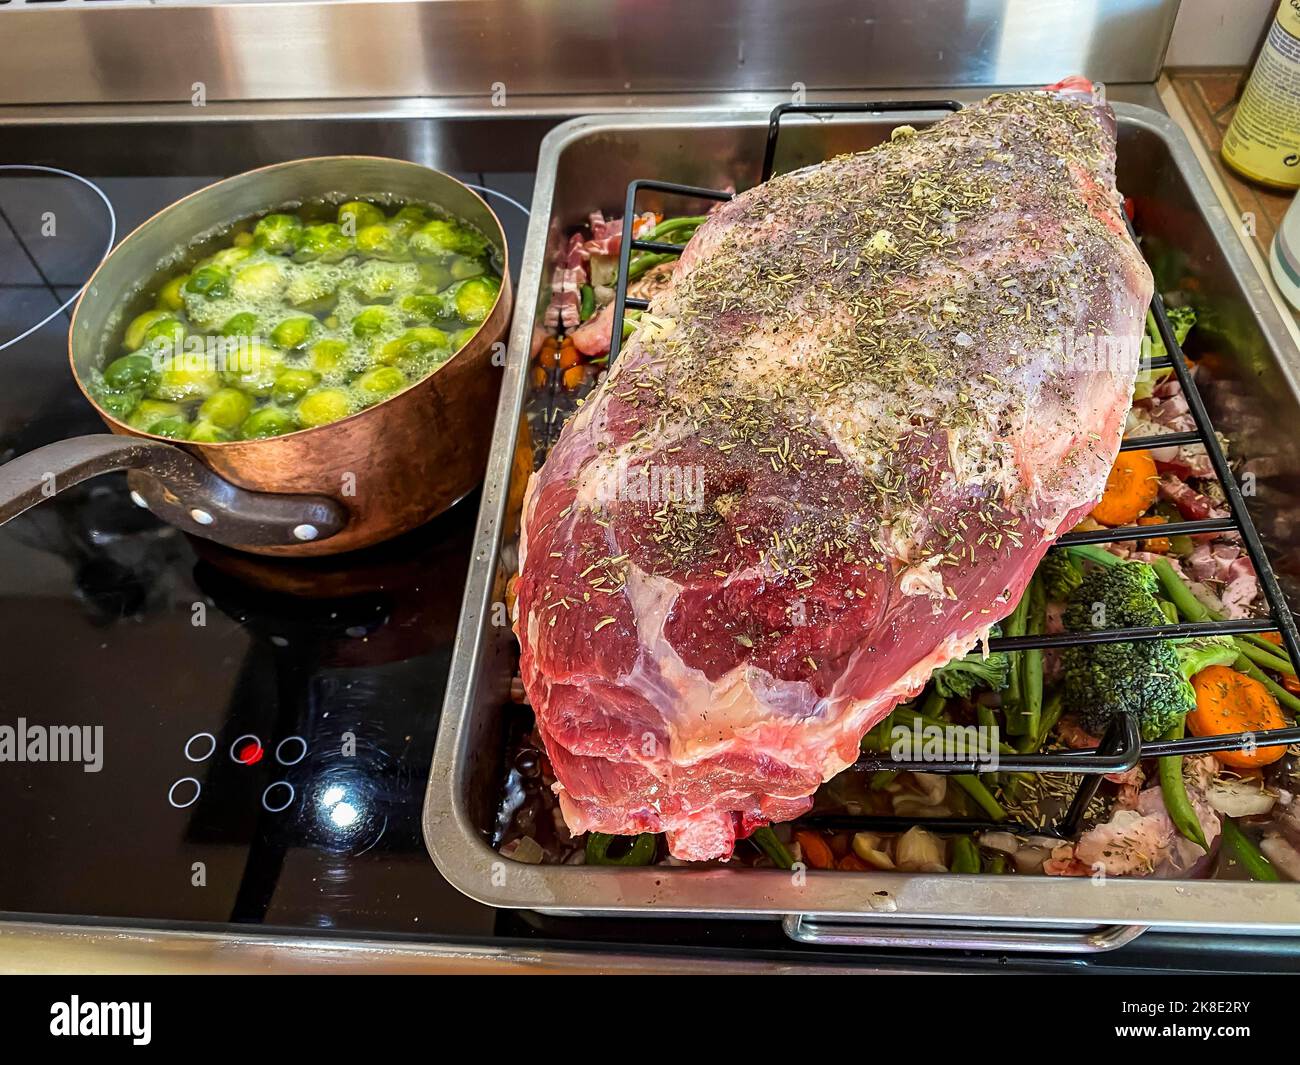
(782, 914), (1148, 954)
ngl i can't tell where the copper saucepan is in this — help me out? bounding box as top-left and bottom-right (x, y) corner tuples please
(0, 156), (511, 556)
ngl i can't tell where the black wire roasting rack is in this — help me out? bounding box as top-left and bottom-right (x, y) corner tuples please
(606, 99), (1300, 838)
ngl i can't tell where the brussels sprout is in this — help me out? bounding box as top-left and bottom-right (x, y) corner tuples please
(396, 289), (453, 323)
(269, 316), (318, 350)
(375, 326), (448, 367)
(351, 305), (398, 338)
(231, 259), (288, 301)
(452, 276), (501, 324)
(449, 255), (487, 282)
(157, 274), (189, 312)
(450, 326), (478, 351)
(103, 353), (156, 390)
(409, 218), (486, 259)
(95, 387), (142, 421)
(181, 291), (230, 331)
(199, 387), (253, 430)
(126, 399), (186, 434)
(355, 223), (409, 262)
(417, 261), (455, 292)
(254, 213), (304, 255)
(184, 265), (231, 301)
(354, 365), (407, 400)
(306, 338), (348, 375)
(353, 260), (419, 303)
(148, 416), (193, 440)
(337, 201), (385, 233)
(390, 205), (429, 237)
(219, 311), (261, 338)
(139, 315), (187, 354)
(284, 264), (339, 313)
(239, 406), (297, 440)
(271, 368), (320, 405)
(148, 367), (221, 403)
(188, 420), (234, 443)
(203, 246), (254, 270)
(232, 231), (254, 248)
(296, 388), (352, 428)
(221, 341), (285, 395)
(293, 223), (353, 264)
(124, 309), (174, 352)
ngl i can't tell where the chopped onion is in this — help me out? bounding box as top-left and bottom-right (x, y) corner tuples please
(501, 836), (545, 864)
(896, 826), (947, 872)
(1260, 835), (1300, 882)
(852, 831), (896, 870)
(979, 831), (1021, 855)
(1207, 777), (1277, 818)
(1013, 846), (1051, 874)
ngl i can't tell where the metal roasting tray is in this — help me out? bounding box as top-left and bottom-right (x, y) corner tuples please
(424, 104), (1300, 946)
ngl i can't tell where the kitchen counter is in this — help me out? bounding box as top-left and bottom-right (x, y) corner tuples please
(1162, 68), (1300, 348)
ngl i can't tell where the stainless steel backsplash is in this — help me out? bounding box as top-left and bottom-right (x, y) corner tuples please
(0, 0), (1180, 107)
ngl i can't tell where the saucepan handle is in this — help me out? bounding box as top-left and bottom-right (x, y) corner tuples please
(781, 914), (1147, 953)
(0, 435), (347, 549)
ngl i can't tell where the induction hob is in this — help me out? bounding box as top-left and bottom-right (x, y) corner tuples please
(0, 110), (1297, 974)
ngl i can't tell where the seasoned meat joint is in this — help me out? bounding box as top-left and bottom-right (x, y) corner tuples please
(516, 82), (1154, 861)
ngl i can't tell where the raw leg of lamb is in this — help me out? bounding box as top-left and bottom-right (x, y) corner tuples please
(515, 80), (1153, 861)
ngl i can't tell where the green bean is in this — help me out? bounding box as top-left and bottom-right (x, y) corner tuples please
(619, 309), (642, 341)
(984, 852), (1009, 875)
(1241, 630), (1296, 665)
(869, 769), (899, 790)
(750, 826), (794, 870)
(1016, 690), (1065, 753)
(1220, 818), (1281, 882)
(642, 215), (707, 241)
(1157, 720), (1208, 851)
(954, 774), (1006, 821)
(1236, 638), (1296, 677)
(1001, 586), (1033, 735)
(626, 252), (677, 282)
(950, 836), (981, 874)
(1235, 654), (1300, 717)
(578, 284), (595, 321)
(1022, 574), (1046, 739)
(919, 686), (947, 720)
(1065, 543), (1121, 569)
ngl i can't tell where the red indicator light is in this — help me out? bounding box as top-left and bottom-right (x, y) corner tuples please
(236, 742), (264, 766)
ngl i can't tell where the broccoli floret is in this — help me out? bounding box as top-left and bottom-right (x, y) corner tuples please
(1134, 306), (1196, 400)
(1063, 561), (1192, 741)
(1174, 635), (1238, 678)
(1039, 550), (1083, 602)
(933, 627), (1011, 700)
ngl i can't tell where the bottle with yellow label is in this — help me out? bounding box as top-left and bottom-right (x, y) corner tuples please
(1223, 1), (1300, 190)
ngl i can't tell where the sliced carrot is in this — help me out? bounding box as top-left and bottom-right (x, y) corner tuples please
(1091, 449), (1159, 527)
(1138, 514), (1171, 553)
(794, 830), (835, 870)
(537, 338), (561, 368)
(558, 343), (582, 371)
(837, 853), (870, 872)
(1188, 665), (1289, 768)
(529, 366), (548, 389)
(561, 365), (588, 391)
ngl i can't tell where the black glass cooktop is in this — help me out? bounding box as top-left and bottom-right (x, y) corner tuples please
(1, 114), (1298, 973)
(0, 147), (531, 937)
